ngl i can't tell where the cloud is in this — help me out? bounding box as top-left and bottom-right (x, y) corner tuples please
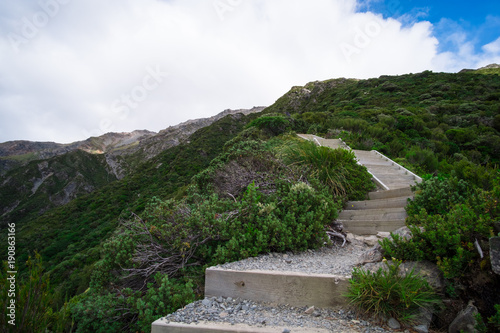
(0, 0), (497, 143)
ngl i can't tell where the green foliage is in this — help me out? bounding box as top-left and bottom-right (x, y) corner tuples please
(0, 253), (56, 332)
(280, 140), (375, 200)
(1, 113), (249, 307)
(72, 179), (339, 331)
(406, 176), (472, 216)
(489, 304), (500, 329)
(248, 115), (290, 136)
(212, 181), (338, 262)
(382, 175), (499, 279)
(346, 259), (442, 324)
(3, 69), (500, 331)
(70, 273), (194, 333)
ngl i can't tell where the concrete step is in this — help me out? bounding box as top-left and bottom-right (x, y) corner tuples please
(318, 139), (343, 149)
(368, 187), (413, 200)
(358, 160), (395, 167)
(345, 196), (412, 210)
(152, 321), (331, 333)
(338, 207), (407, 221)
(342, 219), (406, 235)
(204, 268), (350, 308)
(376, 174), (416, 183)
(380, 181), (418, 190)
(363, 164), (410, 174)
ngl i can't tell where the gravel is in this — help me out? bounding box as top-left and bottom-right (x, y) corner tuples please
(212, 242), (369, 276)
(159, 296), (393, 332)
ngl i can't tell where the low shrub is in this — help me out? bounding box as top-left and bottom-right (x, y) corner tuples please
(382, 174), (499, 279)
(346, 259), (442, 324)
(248, 115), (290, 136)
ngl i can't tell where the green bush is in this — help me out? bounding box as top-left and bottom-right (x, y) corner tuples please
(70, 273), (194, 333)
(280, 140), (375, 200)
(382, 175), (499, 279)
(212, 181), (339, 262)
(406, 176), (471, 216)
(382, 205), (491, 278)
(346, 259), (442, 324)
(248, 115), (290, 136)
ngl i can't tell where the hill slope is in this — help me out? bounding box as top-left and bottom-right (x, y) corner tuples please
(1, 68), (499, 332)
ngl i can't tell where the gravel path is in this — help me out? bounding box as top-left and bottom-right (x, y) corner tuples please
(158, 242), (402, 332)
(159, 296), (393, 332)
(212, 241), (368, 276)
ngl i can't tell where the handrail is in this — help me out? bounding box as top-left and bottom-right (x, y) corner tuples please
(364, 168), (390, 191)
(371, 150), (423, 183)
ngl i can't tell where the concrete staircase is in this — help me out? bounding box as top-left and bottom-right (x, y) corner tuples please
(151, 135), (420, 332)
(340, 187), (413, 235)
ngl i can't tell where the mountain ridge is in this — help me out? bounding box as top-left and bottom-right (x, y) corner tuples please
(0, 107), (265, 177)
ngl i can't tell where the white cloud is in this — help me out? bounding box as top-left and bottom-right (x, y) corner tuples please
(0, 0), (497, 143)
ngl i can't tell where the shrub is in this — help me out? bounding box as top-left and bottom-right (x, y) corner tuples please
(382, 175), (499, 279)
(248, 116), (290, 136)
(70, 274), (194, 333)
(346, 259), (442, 324)
(280, 140), (375, 200)
(406, 176), (471, 216)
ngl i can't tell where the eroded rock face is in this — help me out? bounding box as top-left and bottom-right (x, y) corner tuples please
(490, 237), (500, 275)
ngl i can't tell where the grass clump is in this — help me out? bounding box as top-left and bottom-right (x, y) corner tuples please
(280, 139), (375, 201)
(346, 259), (442, 325)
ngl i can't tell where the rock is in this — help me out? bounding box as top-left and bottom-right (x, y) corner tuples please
(413, 308), (433, 333)
(448, 301), (480, 333)
(346, 233), (357, 242)
(377, 231), (391, 239)
(201, 299), (213, 307)
(400, 261), (445, 292)
(490, 237), (500, 275)
(388, 317), (401, 329)
(283, 329), (291, 333)
(363, 235), (380, 247)
(305, 306), (315, 314)
(391, 226), (416, 240)
(358, 243), (384, 265)
(413, 324), (429, 333)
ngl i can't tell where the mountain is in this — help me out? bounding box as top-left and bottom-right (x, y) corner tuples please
(0, 107), (265, 227)
(0, 107), (265, 178)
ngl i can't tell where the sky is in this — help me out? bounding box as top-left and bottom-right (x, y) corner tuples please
(0, 0), (499, 144)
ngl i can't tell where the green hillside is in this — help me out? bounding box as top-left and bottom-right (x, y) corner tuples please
(1, 69), (500, 332)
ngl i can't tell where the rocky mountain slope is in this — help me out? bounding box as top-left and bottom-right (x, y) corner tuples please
(0, 107), (265, 227)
